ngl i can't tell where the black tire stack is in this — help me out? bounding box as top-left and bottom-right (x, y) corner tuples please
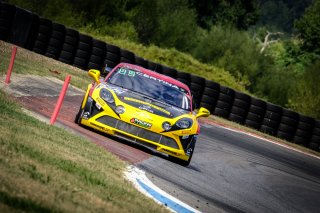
(73, 34), (92, 70)
(120, 49), (135, 64)
(45, 23), (65, 59)
(200, 80), (220, 113)
(260, 103), (282, 135)
(293, 115), (315, 146)
(214, 86), (235, 119)
(0, 3), (16, 41)
(309, 120), (320, 151)
(276, 109), (299, 141)
(245, 97), (266, 130)
(229, 91), (251, 124)
(135, 56), (148, 68)
(176, 71), (191, 87)
(87, 39), (106, 70)
(25, 14), (39, 50)
(32, 18), (52, 55)
(162, 66), (177, 79)
(58, 28), (79, 65)
(147, 61), (163, 73)
(190, 74), (205, 109)
(104, 43), (120, 70)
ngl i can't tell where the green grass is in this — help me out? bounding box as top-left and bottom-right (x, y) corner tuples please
(0, 41), (91, 91)
(0, 42), (168, 212)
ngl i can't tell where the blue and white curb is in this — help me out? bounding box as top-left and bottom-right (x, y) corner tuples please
(125, 166), (200, 213)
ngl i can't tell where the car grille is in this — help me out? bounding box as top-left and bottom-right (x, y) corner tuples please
(96, 115), (178, 149)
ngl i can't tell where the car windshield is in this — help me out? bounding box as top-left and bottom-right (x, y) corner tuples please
(107, 67), (191, 110)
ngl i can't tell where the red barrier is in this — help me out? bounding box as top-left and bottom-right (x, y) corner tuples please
(5, 46), (18, 84)
(50, 75), (71, 125)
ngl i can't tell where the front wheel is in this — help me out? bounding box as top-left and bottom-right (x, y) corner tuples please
(170, 135), (197, 166)
(74, 105), (84, 124)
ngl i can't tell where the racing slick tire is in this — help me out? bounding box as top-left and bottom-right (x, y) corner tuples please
(74, 106), (84, 124)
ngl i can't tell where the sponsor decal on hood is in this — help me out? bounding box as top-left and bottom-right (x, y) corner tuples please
(98, 83), (187, 118)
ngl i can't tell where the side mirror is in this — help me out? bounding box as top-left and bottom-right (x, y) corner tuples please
(88, 69), (101, 83)
(196, 107), (210, 118)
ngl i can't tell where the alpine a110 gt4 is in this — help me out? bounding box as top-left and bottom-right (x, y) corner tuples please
(75, 63), (210, 165)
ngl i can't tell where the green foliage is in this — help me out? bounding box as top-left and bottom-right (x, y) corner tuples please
(295, 0), (320, 54)
(288, 60), (320, 119)
(255, 0), (313, 32)
(189, 0), (259, 30)
(130, 0), (199, 51)
(191, 25), (273, 88)
(252, 67), (296, 106)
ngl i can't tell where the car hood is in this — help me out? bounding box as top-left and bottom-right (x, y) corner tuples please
(104, 84), (189, 119)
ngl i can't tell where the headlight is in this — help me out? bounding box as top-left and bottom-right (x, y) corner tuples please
(100, 88), (114, 104)
(176, 118), (193, 129)
(162, 122), (172, 131)
(115, 105), (125, 114)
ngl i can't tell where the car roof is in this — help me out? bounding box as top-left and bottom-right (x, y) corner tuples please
(109, 63), (192, 96)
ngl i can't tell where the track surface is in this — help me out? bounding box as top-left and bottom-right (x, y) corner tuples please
(2, 75), (320, 212)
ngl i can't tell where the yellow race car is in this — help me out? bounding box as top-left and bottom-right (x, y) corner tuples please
(75, 63), (209, 166)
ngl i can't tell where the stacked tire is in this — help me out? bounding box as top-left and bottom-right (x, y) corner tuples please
(0, 3), (16, 41)
(25, 14), (40, 50)
(229, 91), (251, 124)
(214, 86), (235, 119)
(58, 28), (79, 65)
(120, 49), (135, 64)
(73, 34), (92, 70)
(162, 66), (177, 78)
(293, 115), (315, 146)
(276, 109), (299, 141)
(176, 71), (191, 87)
(135, 56), (148, 68)
(104, 43), (120, 71)
(309, 120), (320, 151)
(260, 103), (282, 135)
(45, 23), (65, 59)
(190, 74), (205, 109)
(32, 18), (52, 55)
(147, 61), (162, 73)
(200, 80), (220, 113)
(245, 97), (266, 130)
(87, 39), (106, 70)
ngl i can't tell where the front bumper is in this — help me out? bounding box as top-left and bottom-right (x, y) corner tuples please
(80, 98), (195, 161)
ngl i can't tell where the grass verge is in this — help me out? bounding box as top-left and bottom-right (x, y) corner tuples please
(0, 41), (168, 212)
(0, 90), (167, 213)
(0, 41), (91, 91)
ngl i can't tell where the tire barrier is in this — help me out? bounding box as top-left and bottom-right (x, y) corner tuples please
(45, 22), (65, 59)
(58, 28), (79, 65)
(260, 102), (281, 135)
(1, 2), (319, 150)
(32, 18), (52, 55)
(0, 3), (15, 41)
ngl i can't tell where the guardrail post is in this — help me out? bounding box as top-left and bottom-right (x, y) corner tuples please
(5, 46), (18, 84)
(50, 75), (71, 125)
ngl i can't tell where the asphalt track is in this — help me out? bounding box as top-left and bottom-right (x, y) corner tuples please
(1, 75), (320, 213)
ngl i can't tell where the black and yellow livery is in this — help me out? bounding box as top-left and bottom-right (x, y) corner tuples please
(75, 63), (210, 166)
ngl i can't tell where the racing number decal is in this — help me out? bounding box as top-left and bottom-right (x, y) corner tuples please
(118, 68), (136, 77)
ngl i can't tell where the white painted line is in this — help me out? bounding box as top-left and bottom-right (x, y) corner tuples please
(124, 166), (201, 213)
(207, 121), (320, 160)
